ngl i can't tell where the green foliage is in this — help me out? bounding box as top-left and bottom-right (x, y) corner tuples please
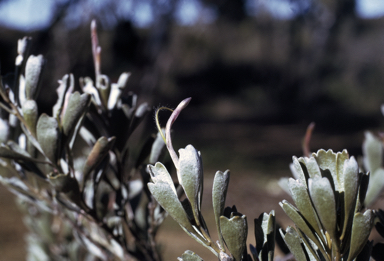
(0, 19), (382, 261)
(0, 21), (167, 261)
(279, 149), (373, 261)
(148, 98), (276, 261)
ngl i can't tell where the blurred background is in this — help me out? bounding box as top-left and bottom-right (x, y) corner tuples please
(1, 0), (384, 259)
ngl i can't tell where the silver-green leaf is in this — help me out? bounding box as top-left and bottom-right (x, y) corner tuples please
(212, 169), (230, 249)
(36, 113), (60, 164)
(347, 210), (374, 261)
(25, 55), (44, 100)
(62, 92), (91, 138)
(147, 163), (195, 233)
(178, 145), (203, 226)
(308, 177), (337, 241)
(220, 214), (247, 261)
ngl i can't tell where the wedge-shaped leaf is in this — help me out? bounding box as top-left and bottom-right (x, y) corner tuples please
(347, 210), (374, 261)
(254, 211), (275, 261)
(288, 178), (323, 241)
(148, 163), (194, 233)
(36, 113), (60, 164)
(25, 55), (44, 100)
(22, 99), (38, 137)
(178, 145), (203, 226)
(308, 177), (337, 240)
(279, 227), (308, 261)
(313, 149), (349, 192)
(82, 136), (115, 185)
(279, 200), (327, 258)
(177, 250), (204, 261)
(365, 168), (384, 207)
(62, 92), (91, 138)
(362, 132), (382, 173)
(341, 156), (359, 238)
(148, 162), (176, 194)
(148, 181), (195, 233)
(220, 214), (247, 261)
(212, 169), (230, 249)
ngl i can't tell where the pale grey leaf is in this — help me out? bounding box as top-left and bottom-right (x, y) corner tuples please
(36, 113), (59, 164)
(148, 181), (194, 233)
(25, 55), (44, 100)
(178, 145), (203, 224)
(212, 169), (230, 249)
(288, 178), (324, 241)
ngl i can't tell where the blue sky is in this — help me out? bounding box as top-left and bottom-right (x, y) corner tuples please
(0, 0), (383, 31)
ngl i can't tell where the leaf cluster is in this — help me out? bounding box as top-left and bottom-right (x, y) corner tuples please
(0, 21), (168, 261)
